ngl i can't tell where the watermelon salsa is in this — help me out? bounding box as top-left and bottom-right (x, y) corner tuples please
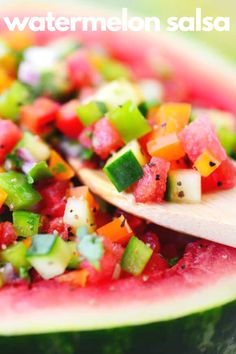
(3, 34), (235, 205)
(0, 30), (235, 289)
(1, 29), (236, 353)
(1, 33), (236, 206)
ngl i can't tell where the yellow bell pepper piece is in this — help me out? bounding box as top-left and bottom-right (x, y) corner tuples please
(0, 187), (8, 208)
(194, 150), (221, 177)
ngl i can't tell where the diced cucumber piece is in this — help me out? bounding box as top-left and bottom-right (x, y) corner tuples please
(109, 101), (151, 143)
(167, 169), (201, 203)
(28, 161), (53, 183)
(118, 140), (147, 167)
(94, 79), (144, 109)
(26, 234), (72, 280)
(13, 211), (40, 237)
(103, 148), (143, 192)
(67, 241), (80, 269)
(63, 197), (95, 232)
(77, 101), (107, 126)
(76, 225), (89, 239)
(121, 236), (153, 276)
(1, 242), (31, 270)
(77, 234), (104, 270)
(0, 81), (30, 121)
(0, 172), (41, 210)
(16, 132), (51, 162)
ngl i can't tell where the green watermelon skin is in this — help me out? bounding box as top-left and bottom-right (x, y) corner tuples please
(0, 301), (236, 354)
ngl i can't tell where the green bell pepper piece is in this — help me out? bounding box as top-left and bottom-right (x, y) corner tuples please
(0, 172), (41, 210)
(0, 81), (30, 121)
(13, 211), (40, 237)
(77, 101), (107, 126)
(27, 161), (53, 183)
(109, 101), (151, 143)
(99, 58), (130, 81)
(121, 236), (153, 276)
(1, 241), (31, 270)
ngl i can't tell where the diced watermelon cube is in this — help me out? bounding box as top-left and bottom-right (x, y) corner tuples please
(56, 100), (84, 139)
(179, 116), (227, 162)
(202, 158), (236, 193)
(140, 231), (161, 253)
(67, 50), (100, 89)
(20, 97), (59, 135)
(40, 216), (69, 241)
(0, 222), (17, 249)
(37, 180), (70, 218)
(0, 119), (22, 164)
(79, 125), (95, 150)
(83, 239), (124, 285)
(134, 157), (170, 203)
(92, 117), (124, 159)
(143, 252), (169, 275)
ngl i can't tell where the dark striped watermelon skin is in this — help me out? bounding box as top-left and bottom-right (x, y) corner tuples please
(1, 300), (236, 354)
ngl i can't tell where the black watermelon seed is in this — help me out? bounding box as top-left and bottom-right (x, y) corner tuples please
(120, 219), (126, 228)
(178, 191), (185, 198)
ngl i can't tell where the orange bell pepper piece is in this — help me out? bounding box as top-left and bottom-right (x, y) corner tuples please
(2, 30), (34, 51)
(0, 69), (14, 94)
(0, 54), (16, 76)
(0, 188), (7, 208)
(49, 150), (75, 181)
(68, 186), (99, 211)
(96, 215), (134, 245)
(56, 269), (89, 287)
(149, 103), (191, 133)
(22, 237), (32, 249)
(147, 133), (186, 161)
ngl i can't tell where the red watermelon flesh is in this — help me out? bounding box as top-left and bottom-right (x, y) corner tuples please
(82, 239), (124, 285)
(179, 116), (227, 163)
(92, 118), (124, 159)
(1, 239), (236, 334)
(202, 158), (236, 193)
(134, 157), (170, 203)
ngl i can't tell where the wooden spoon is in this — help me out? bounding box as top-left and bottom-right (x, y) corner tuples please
(70, 158), (236, 248)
